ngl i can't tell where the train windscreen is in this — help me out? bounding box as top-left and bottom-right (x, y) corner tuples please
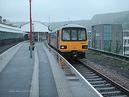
(62, 28), (86, 41)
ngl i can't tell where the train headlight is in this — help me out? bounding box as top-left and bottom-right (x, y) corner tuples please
(82, 45), (88, 49)
(60, 45), (67, 49)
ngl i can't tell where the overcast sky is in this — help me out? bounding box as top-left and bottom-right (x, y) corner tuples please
(0, 0), (129, 22)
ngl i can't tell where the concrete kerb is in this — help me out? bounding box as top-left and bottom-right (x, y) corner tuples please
(0, 42), (23, 73)
(29, 47), (39, 97)
(45, 42), (103, 97)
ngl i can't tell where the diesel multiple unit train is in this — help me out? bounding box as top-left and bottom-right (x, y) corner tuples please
(0, 24), (26, 46)
(48, 24), (88, 58)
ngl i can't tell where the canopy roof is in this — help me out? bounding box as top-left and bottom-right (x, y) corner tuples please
(0, 24), (24, 34)
(21, 22), (49, 32)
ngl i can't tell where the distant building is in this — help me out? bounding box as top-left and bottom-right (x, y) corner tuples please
(92, 24), (123, 54)
(123, 30), (129, 56)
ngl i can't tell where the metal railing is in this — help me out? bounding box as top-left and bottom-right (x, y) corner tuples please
(88, 48), (129, 61)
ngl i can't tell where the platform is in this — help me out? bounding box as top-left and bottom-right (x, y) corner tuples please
(0, 41), (102, 97)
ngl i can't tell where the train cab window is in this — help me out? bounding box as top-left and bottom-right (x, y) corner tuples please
(71, 30), (77, 40)
(62, 28), (86, 41)
(62, 29), (70, 40)
(78, 29), (86, 40)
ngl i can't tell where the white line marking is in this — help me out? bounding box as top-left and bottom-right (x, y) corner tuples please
(29, 47), (39, 97)
(42, 43), (73, 97)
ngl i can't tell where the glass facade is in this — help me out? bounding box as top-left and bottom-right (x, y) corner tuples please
(88, 31), (92, 47)
(103, 40), (112, 51)
(91, 26), (96, 48)
(103, 25), (112, 51)
(103, 25), (112, 40)
(92, 24), (123, 54)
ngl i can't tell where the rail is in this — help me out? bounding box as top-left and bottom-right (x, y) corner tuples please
(46, 43), (129, 97)
(79, 61), (129, 97)
(47, 44), (103, 97)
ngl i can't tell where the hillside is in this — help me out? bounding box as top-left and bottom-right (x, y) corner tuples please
(48, 11), (129, 31)
(12, 10), (129, 31)
(48, 20), (90, 31)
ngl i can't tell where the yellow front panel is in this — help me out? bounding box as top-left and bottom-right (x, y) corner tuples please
(59, 41), (88, 52)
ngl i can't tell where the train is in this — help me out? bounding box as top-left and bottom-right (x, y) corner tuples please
(48, 24), (88, 58)
(0, 23), (27, 46)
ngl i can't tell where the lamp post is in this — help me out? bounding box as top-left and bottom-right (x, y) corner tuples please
(32, 23), (34, 41)
(29, 0), (33, 58)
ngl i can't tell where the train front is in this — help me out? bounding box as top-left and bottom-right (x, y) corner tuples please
(59, 25), (88, 58)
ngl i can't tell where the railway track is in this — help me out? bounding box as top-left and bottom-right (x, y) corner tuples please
(47, 43), (129, 97)
(0, 43), (17, 54)
(69, 60), (129, 97)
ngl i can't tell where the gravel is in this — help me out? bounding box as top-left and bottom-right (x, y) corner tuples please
(80, 50), (129, 90)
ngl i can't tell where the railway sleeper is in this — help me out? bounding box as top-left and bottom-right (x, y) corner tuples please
(84, 71), (94, 74)
(93, 83), (111, 88)
(86, 78), (103, 81)
(89, 80), (107, 85)
(97, 87), (117, 92)
(84, 73), (97, 76)
(85, 75), (100, 79)
(84, 69), (92, 71)
(110, 95), (128, 97)
(101, 91), (122, 97)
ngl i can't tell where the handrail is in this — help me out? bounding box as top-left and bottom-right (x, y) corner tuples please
(88, 48), (129, 61)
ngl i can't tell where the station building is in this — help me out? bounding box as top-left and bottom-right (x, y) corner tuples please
(123, 30), (129, 56)
(91, 24), (123, 54)
(21, 22), (49, 41)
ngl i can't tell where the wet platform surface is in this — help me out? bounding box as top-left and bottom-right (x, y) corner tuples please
(0, 42), (102, 97)
(0, 42), (59, 97)
(0, 43), (34, 97)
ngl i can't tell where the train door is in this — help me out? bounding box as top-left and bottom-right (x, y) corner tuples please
(57, 30), (59, 49)
(48, 33), (51, 45)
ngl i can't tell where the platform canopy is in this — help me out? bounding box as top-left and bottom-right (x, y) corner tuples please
(0, 23), (24, 34)
(21, 22), (49, 32)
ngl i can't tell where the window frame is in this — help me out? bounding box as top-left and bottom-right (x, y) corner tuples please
(61, 27), (87, 41)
